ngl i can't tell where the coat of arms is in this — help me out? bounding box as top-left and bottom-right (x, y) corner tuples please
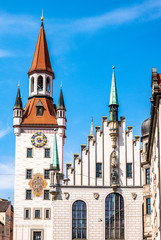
(29, 173), (47, 197)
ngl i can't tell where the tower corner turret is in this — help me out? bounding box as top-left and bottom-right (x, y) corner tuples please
(13, 86), (23, 136)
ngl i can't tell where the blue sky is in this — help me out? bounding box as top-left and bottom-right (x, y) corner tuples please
(0, 0), (161, 204)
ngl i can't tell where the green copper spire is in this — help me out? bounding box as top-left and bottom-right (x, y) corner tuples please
(109, 67), (119, 106)
(109, 67), (119, 121)
(50, 129), (60, 171)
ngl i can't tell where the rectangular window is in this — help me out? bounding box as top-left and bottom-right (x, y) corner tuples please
(44, 170), (50, 179)
(45, 148), (50, 158)
(6, 228), (9, 235)
(44, 209), (51, 219)
(35, 210), (40, 219)
(146, 198), (151, 214)
(96, 163), (102, 178)
(146, 168), (150, 184)
(44, 190), (50, 200)
(27, 148), (33, 158)
(24, 208), (31, 219)
(26, 190), (32, 200)
(126, 163), (132, 178)
(145, 143), (148, 152)
(26, 169), (32, 179)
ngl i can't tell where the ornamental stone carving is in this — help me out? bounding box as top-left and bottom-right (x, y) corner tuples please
(131, 192), (137, 200)
(93, 193), (99, 200)
(64, 192), (70, 200)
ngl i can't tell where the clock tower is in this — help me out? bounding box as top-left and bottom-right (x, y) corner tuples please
(13, 18), (66, 240)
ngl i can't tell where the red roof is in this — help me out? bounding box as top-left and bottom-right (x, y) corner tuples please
(22, 98), (57, 125)
(28, 23), (54, 78)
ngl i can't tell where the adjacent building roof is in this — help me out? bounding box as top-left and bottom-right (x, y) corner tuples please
(28, 23), (54, 78)
(109, 68), (119, 106)
(0, 201), (10, 212)
(22, 98), (57, 125)
(141, 117), (151, 137)
(13, 87), (23, 109)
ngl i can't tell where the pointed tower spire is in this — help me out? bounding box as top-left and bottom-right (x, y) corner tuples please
(13, 86), (23, 109)
(28, 17), (54, 78)
(50, 129), (60, 170)
(109, 67), (119, 121)
(90, 117), (94, 135)
(57, 86), (66, 110)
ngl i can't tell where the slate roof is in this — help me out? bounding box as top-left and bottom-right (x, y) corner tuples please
(0, 201), (10, 212)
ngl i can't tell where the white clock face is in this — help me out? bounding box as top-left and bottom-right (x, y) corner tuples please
(31, 132), (47, 148)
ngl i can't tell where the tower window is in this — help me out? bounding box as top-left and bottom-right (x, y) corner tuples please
(45, 148), (50, 158)
(27, 148), (33, 158)
(146, 198), (151, 214)
(46, 77), (50, 92)
(146, 168), (150, 184)
(45, 209), (50, 219)
(26, 190), (32, 200)
(36, 100), (43, 116)
(126, 163), (132, 178)
(26, 169), (32, 179)
(37, 76), (43, 91)
(35, 210), (41, 219)
(44, 169), (50, 179)
(44, 190), (50, 200)
(96, 163), (102, 178)
(31, 77), (34, 92)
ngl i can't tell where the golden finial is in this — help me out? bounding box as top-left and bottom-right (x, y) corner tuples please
(60, 81), (62, 88)
(18, 84), (20, 87)
(41, 8), (44, 22)
(112, 66), (115, 69)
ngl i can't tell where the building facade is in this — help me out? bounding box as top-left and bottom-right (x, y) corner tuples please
(13, 18), (144, 240)
(0, 199), (14, 240)
(141, 68), (161, 240)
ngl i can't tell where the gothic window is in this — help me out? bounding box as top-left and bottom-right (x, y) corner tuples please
(46, 77), (50, 92)
(146, 198), (151, 214)
(105, 193), (124, 239)
(72, 200), (87, 239)
(96, 163), (102, 178)
(37, 75), (43, 91)
(146, 168), (150, 184)
(126, 163), (132, 178)
(60, 111), (62, 117)
(31, 77), (34, 92)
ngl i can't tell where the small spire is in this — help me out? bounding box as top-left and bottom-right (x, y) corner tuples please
(90, 117), (94, 135)
(13, 87), (23, 109)
(109, 66), (119, 106)
(57, 87), (66, 110)
(50, 129), (60, 171)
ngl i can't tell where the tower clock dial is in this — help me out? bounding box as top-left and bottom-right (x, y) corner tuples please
(31, 132), (47, 148)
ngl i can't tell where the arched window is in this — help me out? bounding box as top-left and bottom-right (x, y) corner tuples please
(46, 77), (50, 92)
(72, 200), (87, 239)
(105, 193), (124, 239)
(37, 76), (43, 91)
(31, 77), (34, 92)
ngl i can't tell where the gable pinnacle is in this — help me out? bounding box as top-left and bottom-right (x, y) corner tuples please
(90, 117), (94, 135)
(109, 66), (119, 106)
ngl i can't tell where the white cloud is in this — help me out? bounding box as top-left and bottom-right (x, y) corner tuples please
(0, 126), (12, 138)
(0, 162), (14, 190)
(0, 49), (13, 57)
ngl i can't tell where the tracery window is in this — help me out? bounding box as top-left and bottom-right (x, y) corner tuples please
(72, 200), (87, 239)
(105, 193), (124, 239)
